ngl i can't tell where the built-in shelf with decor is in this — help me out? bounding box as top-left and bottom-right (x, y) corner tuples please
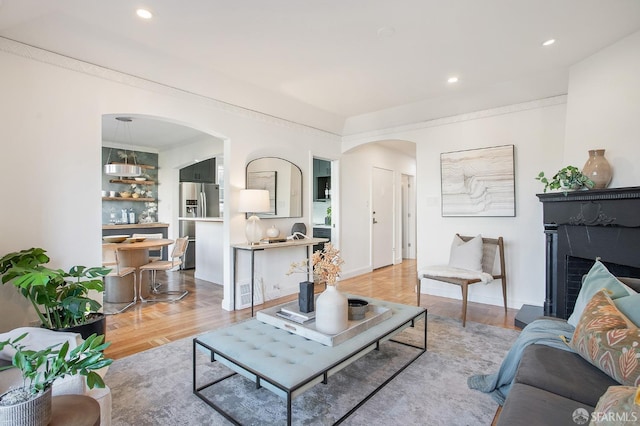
(102, 197), (155, 202)
(102, 148), (159, 224)
(109, 179), (155, 185)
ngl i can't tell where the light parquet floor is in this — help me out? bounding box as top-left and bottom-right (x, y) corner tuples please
(104, 259), (518, 360)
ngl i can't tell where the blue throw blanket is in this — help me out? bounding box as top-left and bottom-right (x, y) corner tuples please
(467, 319), (576, 405)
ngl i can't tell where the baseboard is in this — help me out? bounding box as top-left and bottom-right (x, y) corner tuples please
(419, 284), (530, 310)
(340, 266), (373, 280)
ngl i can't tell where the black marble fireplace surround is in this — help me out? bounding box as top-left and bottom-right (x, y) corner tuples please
(537, 187), (640, 319)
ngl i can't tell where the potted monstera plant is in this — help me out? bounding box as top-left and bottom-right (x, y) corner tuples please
(0, 332), (111, 426)
(0, 248), (111, 339)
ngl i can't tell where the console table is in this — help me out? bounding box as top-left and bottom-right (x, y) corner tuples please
(232, 237), (328, 315)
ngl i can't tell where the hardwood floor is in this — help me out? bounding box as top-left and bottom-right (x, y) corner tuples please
(104, 259), (519, 360)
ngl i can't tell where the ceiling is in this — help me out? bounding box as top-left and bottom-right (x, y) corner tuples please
(102, 114), (214, 150)
(2, 1), (640, 144)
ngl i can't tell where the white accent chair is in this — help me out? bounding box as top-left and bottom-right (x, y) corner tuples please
(417, 234), (507, 326)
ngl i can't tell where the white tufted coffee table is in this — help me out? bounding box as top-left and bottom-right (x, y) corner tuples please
(193, 296), (426, 425)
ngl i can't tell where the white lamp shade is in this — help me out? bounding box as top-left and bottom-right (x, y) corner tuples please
(238, 189), (270, 213)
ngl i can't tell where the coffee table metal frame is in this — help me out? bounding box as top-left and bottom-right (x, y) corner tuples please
(192, 307), (426, 425)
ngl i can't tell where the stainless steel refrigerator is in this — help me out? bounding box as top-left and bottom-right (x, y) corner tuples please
(179, 182), (220, 269)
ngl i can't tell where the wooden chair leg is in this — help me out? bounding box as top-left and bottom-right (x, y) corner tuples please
(416, 277), (421, 306)
(502, 279), (507, 313)
(461, 284), (468, 327)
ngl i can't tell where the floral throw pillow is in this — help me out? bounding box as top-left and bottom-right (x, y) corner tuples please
(590, 386), (640, 425)
(570, 290), (640, 387)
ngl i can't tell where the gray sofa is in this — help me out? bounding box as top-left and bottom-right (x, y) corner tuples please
(497, 276), (640, 426)
(496, 344), (619, 425)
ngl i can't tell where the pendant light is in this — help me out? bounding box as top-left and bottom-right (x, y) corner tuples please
(104, 117), (142, 177)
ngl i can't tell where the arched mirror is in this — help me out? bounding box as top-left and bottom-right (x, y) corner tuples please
(246, 157), (302, 218)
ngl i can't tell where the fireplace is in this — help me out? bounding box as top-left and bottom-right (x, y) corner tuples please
(537, 187), (640, 319)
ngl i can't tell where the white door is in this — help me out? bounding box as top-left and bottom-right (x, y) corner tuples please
(372, 167), (394, 269)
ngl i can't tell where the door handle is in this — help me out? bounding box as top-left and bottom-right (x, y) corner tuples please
(373, 218), (378, 224)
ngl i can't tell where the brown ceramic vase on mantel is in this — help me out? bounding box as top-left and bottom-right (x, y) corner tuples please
(582, 149), (612, 189)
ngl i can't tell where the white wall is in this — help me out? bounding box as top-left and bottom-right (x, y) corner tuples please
(564, 30), (640, 187)
(340, 144), (416, 278)
(414, 102), (567, 309)
(340, 30), (640, 311)
(343, 99), (568, 309)
(0, 40), (340, 332)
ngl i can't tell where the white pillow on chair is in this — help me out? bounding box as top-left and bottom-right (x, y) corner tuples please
(448, 234), (483, 272)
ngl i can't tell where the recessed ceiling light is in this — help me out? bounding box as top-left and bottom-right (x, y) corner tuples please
(136, 9), (153, 20)
(447, 77), (459, 84)
(542, 39), (556, 47)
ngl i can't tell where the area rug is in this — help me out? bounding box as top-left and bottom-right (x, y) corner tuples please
(105, 314), (519, 425)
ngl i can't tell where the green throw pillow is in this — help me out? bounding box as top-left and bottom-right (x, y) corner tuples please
(614, 293), (640, 327)
(567, 260), (635, 327)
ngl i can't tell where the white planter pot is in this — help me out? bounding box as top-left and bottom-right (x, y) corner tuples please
(315, 285), (348, 334)
(0, 386), (52, 426)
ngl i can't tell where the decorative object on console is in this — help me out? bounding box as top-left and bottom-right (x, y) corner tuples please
(265, 225), (280, 238)
(103, 117), (142, 177)
(291, 223), (307, 238)
(535, 165), (595, 193)
(582, 149), (612, 189)
(238, 189), (270, 245)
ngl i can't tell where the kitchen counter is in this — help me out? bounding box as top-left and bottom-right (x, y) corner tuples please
(178, 217), (223, 222)
(102, 222), (169, 230)
(313, 224), (331, 229)
(194, 220), (223, 284)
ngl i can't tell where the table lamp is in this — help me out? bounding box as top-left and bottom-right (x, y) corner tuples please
(238, 189), (271, 244)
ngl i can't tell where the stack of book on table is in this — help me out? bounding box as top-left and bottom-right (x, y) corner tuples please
(276, 304), (316, 324)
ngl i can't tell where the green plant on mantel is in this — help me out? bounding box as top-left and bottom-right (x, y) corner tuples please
(536, 166), (595, 193)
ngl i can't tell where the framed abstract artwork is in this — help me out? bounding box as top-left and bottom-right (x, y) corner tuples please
(440, 144), (515, 217)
